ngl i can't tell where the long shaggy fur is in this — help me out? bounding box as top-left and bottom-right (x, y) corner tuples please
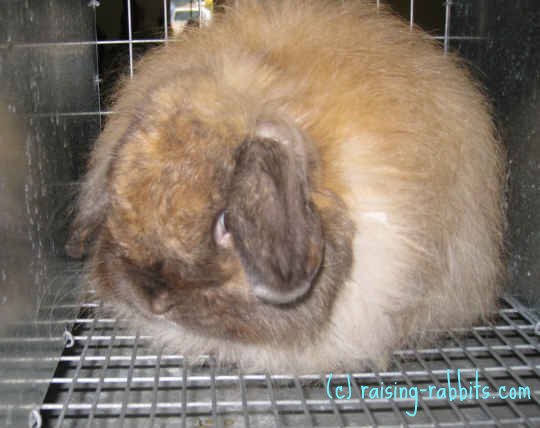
(71, 0), (505, 373)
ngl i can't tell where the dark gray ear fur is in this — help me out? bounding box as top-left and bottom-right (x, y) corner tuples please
(226, 120), (323, 304)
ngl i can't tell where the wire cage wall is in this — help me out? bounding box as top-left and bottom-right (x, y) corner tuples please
(0, 0), (539, 427)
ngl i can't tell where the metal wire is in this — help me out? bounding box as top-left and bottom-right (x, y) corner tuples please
(35, 296), (539, 427)
(410, 0), (415, 29)
(89, 0), (103, 130)
(148, 348), (161, 427)
(85, 319), (119, 427)
(54, 312), (98, 427)
(126, 0), (134, 78)
(163, 0), (169, 44)
(444, 0), (453, 54)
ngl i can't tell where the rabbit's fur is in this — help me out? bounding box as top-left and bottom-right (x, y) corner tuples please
(69, 0), (505, 372)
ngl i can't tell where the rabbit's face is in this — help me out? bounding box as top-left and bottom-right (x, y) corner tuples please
(84, 112), (354, 345)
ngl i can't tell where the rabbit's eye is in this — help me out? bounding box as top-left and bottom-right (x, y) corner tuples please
(214, 210), (232, 248)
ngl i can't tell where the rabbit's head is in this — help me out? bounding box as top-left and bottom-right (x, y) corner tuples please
(69, 103), (354, 345)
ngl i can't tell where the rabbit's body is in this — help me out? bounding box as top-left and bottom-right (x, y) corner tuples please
(71, 0), (504, 372)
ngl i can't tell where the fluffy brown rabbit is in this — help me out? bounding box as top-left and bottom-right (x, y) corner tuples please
(69, 0), (505, 372)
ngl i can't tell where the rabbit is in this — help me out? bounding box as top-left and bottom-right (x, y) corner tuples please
(68, 0), (505, 373)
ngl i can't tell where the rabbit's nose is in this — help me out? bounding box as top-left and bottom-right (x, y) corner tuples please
(150, 289), (175, 314)
(214, 210), (232, 248)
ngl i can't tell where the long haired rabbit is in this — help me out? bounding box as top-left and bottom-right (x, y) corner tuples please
(68, 0), (505, 372)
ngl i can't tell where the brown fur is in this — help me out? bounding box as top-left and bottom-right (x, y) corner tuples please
(70, 0), (505, 372)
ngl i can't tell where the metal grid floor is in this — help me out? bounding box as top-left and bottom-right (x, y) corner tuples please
(36, 296), (539, 427)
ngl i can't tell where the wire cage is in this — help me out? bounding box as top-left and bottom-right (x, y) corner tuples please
(37, 296), (540, 427)
(0, 0), (539, 427)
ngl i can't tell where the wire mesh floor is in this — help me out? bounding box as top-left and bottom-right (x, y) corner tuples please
(37, 296), (540, 427)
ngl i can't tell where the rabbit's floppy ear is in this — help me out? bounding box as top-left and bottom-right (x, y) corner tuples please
(65, 155), (111, 259)
(66, 184), (108, 259)
(226, 119), (324, 304)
